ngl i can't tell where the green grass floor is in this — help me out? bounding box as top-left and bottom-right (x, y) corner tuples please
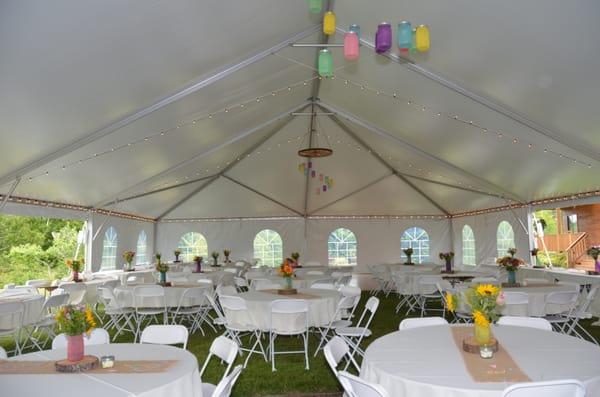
(3, 293), (600, 396)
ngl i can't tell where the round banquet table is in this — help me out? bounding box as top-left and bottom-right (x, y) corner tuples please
(114, 284), (212, 308)
(231, 288), (341, 332)
(245, 273), (332, 289)
(3, 343), (202, 397)
(0, 290), (44, 328)
(361, 324), (600, 397)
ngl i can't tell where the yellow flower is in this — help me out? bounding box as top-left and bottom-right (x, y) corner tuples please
(446, 292), (455, 312)
(85, 308), (96, 329)
(476, 284), (499, 297)
(472, 310), (490, 327)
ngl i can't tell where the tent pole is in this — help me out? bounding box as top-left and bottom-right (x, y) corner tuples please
(0, 177), (20, 212)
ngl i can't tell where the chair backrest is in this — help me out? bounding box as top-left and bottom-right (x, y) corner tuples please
(205, 292), (226, 321)
(199, 336), (239, 379)
(0, 346), (6, 359)
(101, 279), (120, 290)
(211, 364), (243, 397)
(0, 301), (24, 330)
(355, 296), (379, 330)
(140, 324), (188, 349)
(503, 291), (529, 305)
(177, 287), (208, 308)
(545, 291), (579, 306)
(498, 316), (553, 331)
(233, 277), (248, 288)
(219, 295), (247, 311)
(323, 335), (360, 373)
(399, 317), (448, 331)
(270, 299), (309, 334)
(52, 328), (111, 349)
(337, 371), (390, 397)
(224, 268), (238, 274)
(501, 379), (586, 397)
(42, 293), (69, 313)
(216, 285), (238, 296)
(133, 285), (165, 308)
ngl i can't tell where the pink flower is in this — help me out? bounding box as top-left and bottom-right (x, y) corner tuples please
(496, 292), (505, 306)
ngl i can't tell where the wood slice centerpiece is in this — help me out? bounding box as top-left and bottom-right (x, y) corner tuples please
(55, 355), (99, 373)
(501, 282), (521, 288)
(462, 337), (499, 354)
(277, 288), (298, 295)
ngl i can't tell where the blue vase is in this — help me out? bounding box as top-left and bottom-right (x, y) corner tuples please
(507, 269), (516, 284)
(160, 272), (166, 284)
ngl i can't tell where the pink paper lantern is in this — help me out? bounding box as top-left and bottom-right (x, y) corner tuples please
(344, 32), (359, 60)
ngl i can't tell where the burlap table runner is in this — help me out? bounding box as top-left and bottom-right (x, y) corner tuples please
(450, 327), (531, 383)
(261, 289), (319, 300)
(0, 359), (177, 374)
(505, 283), (558, 288)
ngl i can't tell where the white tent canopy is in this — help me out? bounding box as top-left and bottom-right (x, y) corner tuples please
(1, 1), (599, 268)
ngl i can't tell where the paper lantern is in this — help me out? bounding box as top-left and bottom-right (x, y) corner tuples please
(344, 32), (359, 60)
(308, 0), (322, 14)
(397, 21), (412, 53)
(311, 170), (316, 178)
(375, 23), (392, 53)
(410, 28), (417, 54)
(323, 11), (336, 35)
(318, 49), (334, 77)
(415, 24), (430, 52)
(349, 24), (361, 39)
(323, 185), (327, 192)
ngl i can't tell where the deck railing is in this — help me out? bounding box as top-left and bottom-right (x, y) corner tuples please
(565, 232), (588, 267)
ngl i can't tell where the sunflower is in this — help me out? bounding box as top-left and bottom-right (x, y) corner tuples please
(472, 310), (490, 327)
(446, 292), (455, 312)
(85, 307), (96, 332)
(476, 284), (499, 297)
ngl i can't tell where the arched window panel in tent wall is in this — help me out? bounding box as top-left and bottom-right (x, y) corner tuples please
(462, 225), (476, 266)
(101, 226), (118, 270)
(328, 228), (357, 266)
(497, 221), (515, 257)
(136, 230), (148, 265)
(401, 227), (430, 264)
(178, 232), (208, 262)
(253, 229), (283, 267)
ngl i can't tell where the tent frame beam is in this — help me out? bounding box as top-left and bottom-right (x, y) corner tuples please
(0, 25), (322, 189)
(0, 177), (21, 212)
(318, 101), (525, 203)
(337, 26), (600, 164)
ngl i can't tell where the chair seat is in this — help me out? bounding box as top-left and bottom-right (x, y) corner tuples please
(136, 308), (165, 315)
(213, 318), (227, 325)
(331, 320), (352, 329)
(32, 315), (56, 328)
(169, 306), (202, 314)
(336, 327), (372, 338)
(202, 382), (216, 397)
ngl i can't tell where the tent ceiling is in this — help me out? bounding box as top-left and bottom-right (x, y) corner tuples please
(1, 1), (599, 220)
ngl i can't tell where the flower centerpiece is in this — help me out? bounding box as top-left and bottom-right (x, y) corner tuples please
(439, 252), (455, 273)
(403, 248), (414, 265)
(66, 258), (84, 282)
(193, 256), (203, 273)
(588, 246), (600, 273)
(496, 248), (524, 285)
(290, 252), (300, 268)
(278, 259), (295, 290)
(223, 249), (231, 264)
(173, 249), (181, 262)
(155, 253), (169, 285)
(122, 250), (135, 271)
(55, 305), (96, 362)
(211, 251), (220, 267)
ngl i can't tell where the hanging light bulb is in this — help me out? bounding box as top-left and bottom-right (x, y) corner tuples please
(318, 48), (334, 77)
(323, 11), (336, 35)
(344, 31), (359, 60)
(415, 24), (430, 52)
(375, 23), (392, 53)
(308, 0), (322, 14)
(397, 21), (412, 53)
(349, 24), (361, 40)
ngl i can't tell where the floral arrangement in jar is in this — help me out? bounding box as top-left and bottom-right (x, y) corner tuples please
(155, 253), (169, 284)
(497, 248), (524, 284)
(211, 251), (220, 267)
(66, 258), (84, 282)
(278, 259), (295, 289)
(173, 249), (181, 262)
(403, 248), (414, 265)
(55, 305), (96, 362)
(122, 250), (135, 271)
(290, 252), (300, 267)
(439, 251), (455, 273)
(530, 248), (541, 267)
(588, 246), (600, 273)
(223, 249), (231, 263)
(193, 256), (203, 273)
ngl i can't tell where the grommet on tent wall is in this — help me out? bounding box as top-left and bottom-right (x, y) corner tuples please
(323, 11), (336, 35)
(397, 21), (412, 53)
(375, 23), (392, 53)
(415, 24), (430, 52)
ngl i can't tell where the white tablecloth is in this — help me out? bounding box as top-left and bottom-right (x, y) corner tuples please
(114, 285), (212, 308)
(0, 291), (44, 328)
(245, 274), (331, 289)
(361, 324), (600, 397)
(230, 289), (341, 332)
(3, 343), (202, 397)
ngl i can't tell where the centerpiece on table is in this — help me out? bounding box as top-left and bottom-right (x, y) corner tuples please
(223, 249), (232, 264)
(122, 250), (135, 271)
(211, 251), (220, 267)
(403, 248), (414, 265)
(155, 253), (169, 285)
(54, 305), (97, 369)
(448, 284), (505, 358)
(173, 249), (181, 263)
(587, 246), (600, 274)
(290, 252), (300, 268)
(439, 251), (455, 273)
(193, 256), (203, 273)
(497, 248), (524, 286)
(277, 258), (296, 295)
(66, 258), (84, 282)
(530, 248), (541, 268)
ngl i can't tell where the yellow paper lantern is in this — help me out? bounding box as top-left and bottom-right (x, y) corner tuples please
(323, 11), (336, 35)
(415, 24), (430, 52)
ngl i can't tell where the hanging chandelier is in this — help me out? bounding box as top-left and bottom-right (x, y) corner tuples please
(298, 113), (333, 157)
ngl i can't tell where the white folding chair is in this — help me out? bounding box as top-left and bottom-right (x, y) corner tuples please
(211, 364), (243, 397)
(324, 335), (360, 374)
(337, 370), (390, 397)
(0, 346), (7, 359)
(24, 293), (68, 350)
(170, 287), (213, 335)
(199, 336), (239, 396)
(399, 317), (448, 331)
(415, 276), (444, 317)
(335, 296), (379, 369)
(97, 287), (136, 340)
(501, 379), (586, 397)
(233, 277), (249, 292)
(0, 301), (24, 355)
(58, 283), (87, 305)
(140, 324), (188, 349)
(498, 316), (552, 331)
(216, 285), (238, 296)
(502, 292), (530, 317)
(564, 285), (599, 345)
(219, 295), (267, 367)
(25, 279), (49, 288)
(52, 328), (111, 349)
(339, 286), (362, 321)
(205, 292), (227, 328)
(269, 299), (310, 371)
(542, 291), (579, 333)
(314, 295), (356, 356)
(133, 285), (167, 341)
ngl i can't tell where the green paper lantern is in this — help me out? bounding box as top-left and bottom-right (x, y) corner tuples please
(308, 0), (322, 13)
(318, 49), (334, 77)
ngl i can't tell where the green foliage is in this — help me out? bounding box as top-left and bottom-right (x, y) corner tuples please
(534, 210), (557, 235)
(537, 251), (567, 268)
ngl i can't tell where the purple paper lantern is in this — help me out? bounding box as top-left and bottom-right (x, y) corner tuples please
(323, 185), (327, 192)
(375, 23), (392, 53)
